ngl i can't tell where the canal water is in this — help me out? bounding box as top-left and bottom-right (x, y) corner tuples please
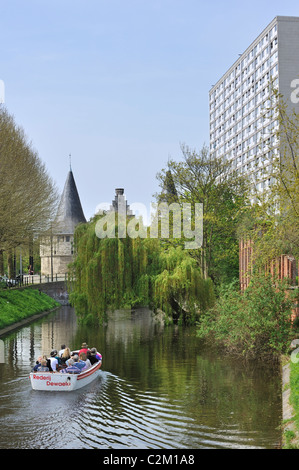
(0, 306), (282, 449)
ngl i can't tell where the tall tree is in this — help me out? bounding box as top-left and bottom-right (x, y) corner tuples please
(69, 215), (215, 325)
(239, 89), (299, 266)
(156, 144), (251, 284)
(0, 107), (58, 257)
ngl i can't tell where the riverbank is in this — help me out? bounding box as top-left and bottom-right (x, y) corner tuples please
(282, 358), (299, 448)
(0, 288), (60, 336)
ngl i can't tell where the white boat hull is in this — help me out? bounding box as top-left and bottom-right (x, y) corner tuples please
(30, 361), (102, 391)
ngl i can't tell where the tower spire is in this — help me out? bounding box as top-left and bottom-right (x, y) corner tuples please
(69, 153), (72, 171)
(54, 169), (86, 234)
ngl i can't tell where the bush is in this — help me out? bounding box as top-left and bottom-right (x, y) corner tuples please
(197, 274), (295, 360)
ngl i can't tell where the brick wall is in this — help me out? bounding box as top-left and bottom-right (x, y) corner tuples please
(239, 239), (298, 320)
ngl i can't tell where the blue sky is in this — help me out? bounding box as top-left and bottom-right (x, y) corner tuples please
(1, 0), (299, 220)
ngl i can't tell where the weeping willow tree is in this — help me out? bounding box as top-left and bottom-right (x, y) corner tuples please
(69, 214), (215, 325)
(154, 247), (215, 324)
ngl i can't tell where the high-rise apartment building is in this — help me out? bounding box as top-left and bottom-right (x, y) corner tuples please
(209, 16), (299, 194)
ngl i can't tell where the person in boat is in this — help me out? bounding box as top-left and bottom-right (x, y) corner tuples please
(86, 350), (98, 365)
(73, 354), (87, 371)
(48, 350), (59, 372)
(58, 344), (66, 356)
(55, 350), (63, 365)
(60, 358), (81, 374)
(36, 359), (49, 372)
(78, 342), (89, 356)
(41, 354), (52, 371)
(79, 352), (91, 369)
(65, 351), (77, 366)
(32, 356), (43, 372)
(90, 347), (102, 361)
(61, 347), (71, 364)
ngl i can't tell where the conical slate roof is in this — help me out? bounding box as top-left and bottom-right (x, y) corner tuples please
(54, 170), (86, 234)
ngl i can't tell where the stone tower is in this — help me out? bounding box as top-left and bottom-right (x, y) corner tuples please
(40, 169), (86, 276)
(109, 188), (133, 216)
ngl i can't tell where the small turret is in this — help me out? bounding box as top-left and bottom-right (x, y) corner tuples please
(40, 169), (86, 276)
(54, 170), (86, 234)
(110, 188), (133, 216)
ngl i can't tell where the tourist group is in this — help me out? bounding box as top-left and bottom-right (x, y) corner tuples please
(31, 342), (102, 374)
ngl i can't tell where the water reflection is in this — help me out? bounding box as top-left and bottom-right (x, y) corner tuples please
(0, 306), (281, 449)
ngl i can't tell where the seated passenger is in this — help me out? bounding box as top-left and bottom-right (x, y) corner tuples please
(65, 352), (75, 366)
(90, 347), (102, 361)
(42, 354), (52, 371)
(36, 359), (49, 372)
(48, 350), (59, 372)
(60, 358), (81, 374)
(32, 356), (43, 372)
(61, 347), (71, 364)
(80, 352), (91, 369)
(73, 354), (87, 371)
(87, 350), (98, 365)
(54, 350), (62, 365)
(78, 342), (89, 356)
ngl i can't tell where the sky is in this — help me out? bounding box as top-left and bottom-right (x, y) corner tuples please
(1, 0), (299, 221)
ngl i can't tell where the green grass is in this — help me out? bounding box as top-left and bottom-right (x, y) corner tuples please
(284, 429), (297, 449)
(0, 288), (59, 329)
(290, 360), (299, 431)
(283, 359), (299, 449)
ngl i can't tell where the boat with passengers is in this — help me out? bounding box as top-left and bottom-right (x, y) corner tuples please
(30, 344), (102, 392)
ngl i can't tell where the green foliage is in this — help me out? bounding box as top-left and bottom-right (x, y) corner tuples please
(156, 144), (251, 285)
(239, 90), (299, 266)
(0, 107), (58, 253)
(69, 215), (215, 325)
(197, 273), (295, 360)
(0, 289), (59, 329)
(154, 247), (215, 324)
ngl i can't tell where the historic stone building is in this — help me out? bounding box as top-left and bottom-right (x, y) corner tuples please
(40, 169), (86, 276)
(109, 188), (133, 216)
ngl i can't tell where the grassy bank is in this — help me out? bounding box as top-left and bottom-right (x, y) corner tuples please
(290, 360), (299, 429)
(0, 288), (59, 330)
(282, 357), (299, 449)
(287, 359), (299, 448)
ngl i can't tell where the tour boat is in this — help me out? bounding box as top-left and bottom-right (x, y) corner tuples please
(30, 357), (102, 392)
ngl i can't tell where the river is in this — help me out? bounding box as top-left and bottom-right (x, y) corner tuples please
(0, 305), (282, 449)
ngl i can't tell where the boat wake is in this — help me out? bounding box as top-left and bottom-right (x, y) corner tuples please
(66, 372), (263, 450)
